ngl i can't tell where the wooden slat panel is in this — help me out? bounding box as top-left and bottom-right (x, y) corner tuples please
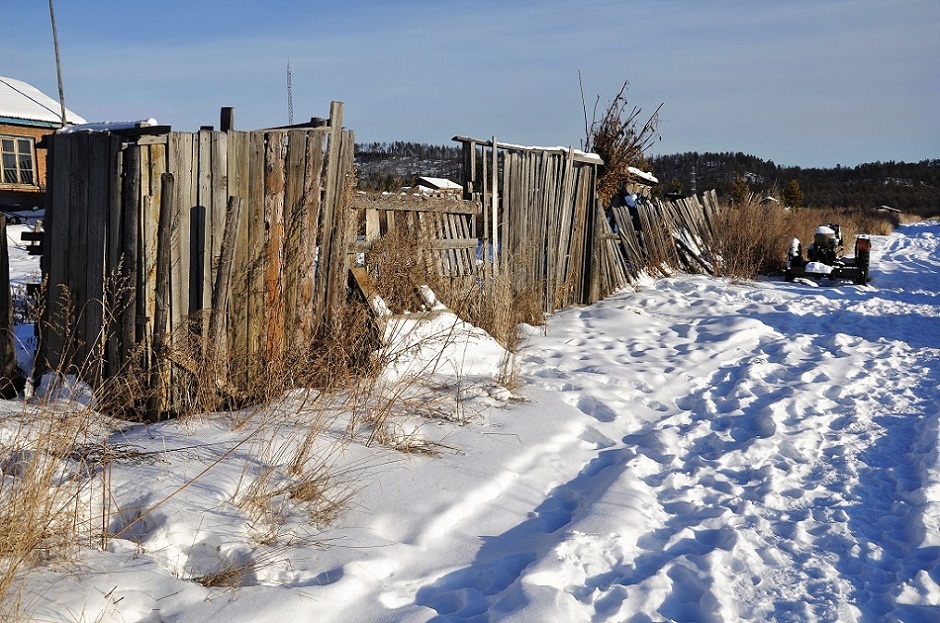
(262, 130), (287, 360)
(227, 130), (251, 385)
(296, 130), (324, 342)
(246, 130), (265, 376)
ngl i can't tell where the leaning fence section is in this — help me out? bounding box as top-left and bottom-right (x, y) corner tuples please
(353, 193), (479, 278)
(39, 102), (355, 414)
(611, 190), (720, 280)
(453, 136), (628, 312)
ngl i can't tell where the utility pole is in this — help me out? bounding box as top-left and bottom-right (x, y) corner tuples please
(48, 0), (68, 126)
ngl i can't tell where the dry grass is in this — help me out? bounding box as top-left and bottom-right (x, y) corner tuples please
(0, 406), (102, 620)
(1, 199), (538, 616)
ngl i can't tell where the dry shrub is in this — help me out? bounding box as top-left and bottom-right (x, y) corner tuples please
(366, 220), (444, 313)
(232, 410), (356, 535)
(709, 197), (793, 278)
(581, 79), (662, 205)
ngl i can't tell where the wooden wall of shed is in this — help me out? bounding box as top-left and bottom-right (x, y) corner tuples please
(39, 104), (355, 412)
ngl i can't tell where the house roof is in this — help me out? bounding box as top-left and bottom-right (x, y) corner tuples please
(0, 75), (86, 128)
(416, 176), (462, 191)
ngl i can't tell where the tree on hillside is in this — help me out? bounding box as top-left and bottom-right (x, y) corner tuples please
(667, 178), (684, 197)
(731, 174), (750, 204)
(783, 178), (804, 208)
(581, 77), (663, 204)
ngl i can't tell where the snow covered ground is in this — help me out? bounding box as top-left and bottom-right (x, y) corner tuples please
(2, 220), (939, 622)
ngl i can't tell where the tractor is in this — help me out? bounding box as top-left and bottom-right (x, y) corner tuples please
(784, 223), (871, 285)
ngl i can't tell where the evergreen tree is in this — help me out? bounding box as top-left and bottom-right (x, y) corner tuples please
(783, 178), (804, 208)
(731, 174), (750, 204)
(668, 178), (684, 196)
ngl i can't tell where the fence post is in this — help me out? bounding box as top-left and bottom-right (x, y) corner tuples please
(209, 196), (243, 388)
(148, 173), (174, 419)
(0, 215), (23, 398)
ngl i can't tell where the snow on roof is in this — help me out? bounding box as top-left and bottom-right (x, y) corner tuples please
(627, 166), (659, 185)
(0, 76), (86, 127)
(59, 119), (159, 134)
(416, 176), (462, 190)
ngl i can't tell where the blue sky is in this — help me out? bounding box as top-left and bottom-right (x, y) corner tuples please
(3, 0), (937, 167)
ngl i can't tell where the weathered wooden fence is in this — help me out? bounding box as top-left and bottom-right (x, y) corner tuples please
(39, 102), (355, 413)
(610, 190), (720, 279)
(453, 136), (627, 311)
(353, 193), (479, 278)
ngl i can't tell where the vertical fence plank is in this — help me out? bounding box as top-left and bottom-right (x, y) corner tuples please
(282, 130), (306, 347)
(197, 128), (213, 315)
(296, 130), (324, 342)
(262, 130), (287, 360)
(66, 133), (90, 373)
(317, 103), (345, 329)
(36, 134), (72, 374)
(105, 135), (124, 378)
(119, 145), (140, 371)
(211, 130), (228, 298)
(149, 173), (174, 419)
(227, 130), (251, 386)
(246, 130), (265, 377)
(168, 133), (192, 330)
(209, 196), (243, 386)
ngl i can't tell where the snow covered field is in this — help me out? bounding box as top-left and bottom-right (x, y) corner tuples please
(3, 221), (939, 622)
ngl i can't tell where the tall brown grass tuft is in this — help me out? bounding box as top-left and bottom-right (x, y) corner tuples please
(0, 405), (101, 619)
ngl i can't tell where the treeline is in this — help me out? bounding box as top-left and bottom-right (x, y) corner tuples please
(354, 142), (463, 191)
(356, 142), (462, 162)
(353, 143), (940, 216)
(649, 152), (940, 215)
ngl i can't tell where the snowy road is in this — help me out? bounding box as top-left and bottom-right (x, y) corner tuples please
(376, 221), (940, 622)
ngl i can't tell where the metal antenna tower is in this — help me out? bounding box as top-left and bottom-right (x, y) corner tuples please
(287, 61), (294, 125)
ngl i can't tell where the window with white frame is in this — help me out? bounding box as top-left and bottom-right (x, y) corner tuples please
(1, 135), (36, 186)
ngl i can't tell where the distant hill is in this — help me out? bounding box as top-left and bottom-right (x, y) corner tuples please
(355, 142), (940, 216)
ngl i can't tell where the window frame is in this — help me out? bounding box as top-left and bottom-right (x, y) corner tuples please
(1, 134), (38, 187)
